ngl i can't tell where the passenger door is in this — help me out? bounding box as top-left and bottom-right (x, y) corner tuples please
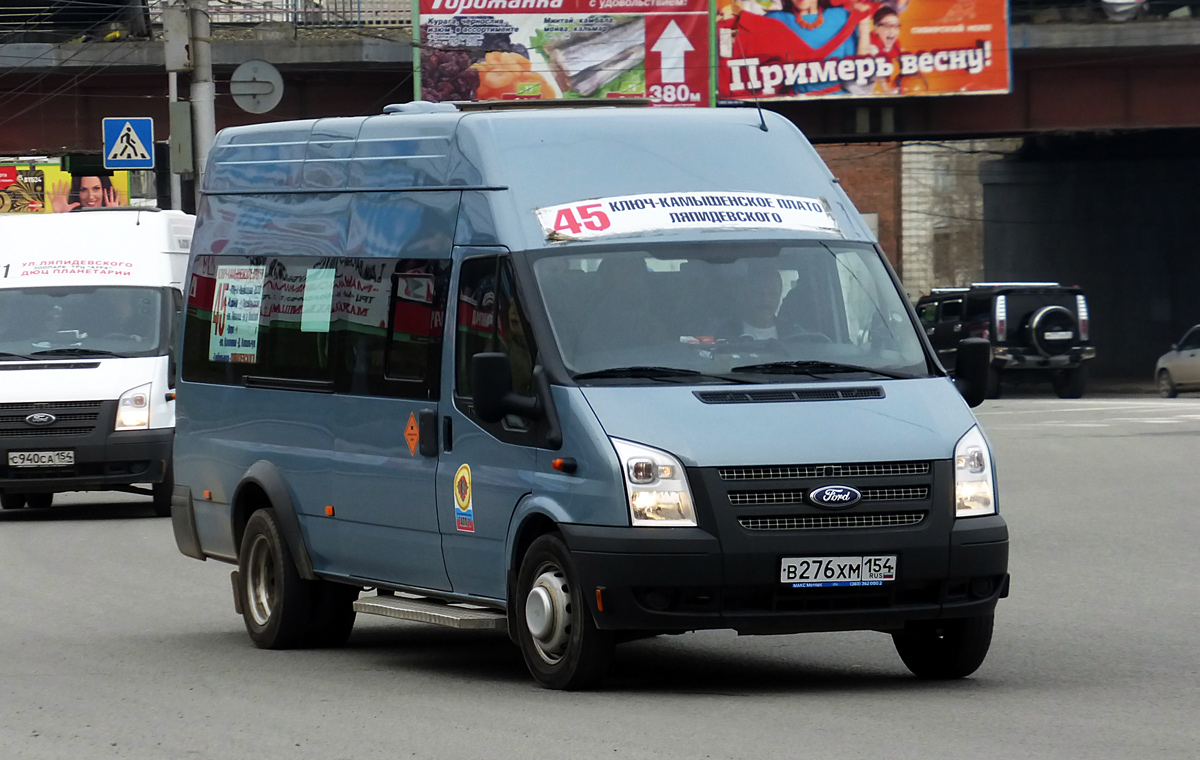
(328, 258), (453, 591)
(1176, 327), (1200, 387)
(932, 298), (964, 370)
(435, 250), (539, 601)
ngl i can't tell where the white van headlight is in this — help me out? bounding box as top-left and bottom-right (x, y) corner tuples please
(954, 425), (996, 517)
(115, 383), (152, 430)
(611, 439), (697, 527)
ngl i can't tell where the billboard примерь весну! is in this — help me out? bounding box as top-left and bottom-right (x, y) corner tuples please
(715, 0), (1008, 101)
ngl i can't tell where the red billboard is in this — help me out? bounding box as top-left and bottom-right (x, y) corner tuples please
(416, 0), (712, 107)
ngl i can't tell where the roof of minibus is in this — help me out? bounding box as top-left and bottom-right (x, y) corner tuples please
(202, 105), (874, 249)
(0, 208), (194, 289)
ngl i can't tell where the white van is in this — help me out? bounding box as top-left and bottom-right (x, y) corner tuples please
(1, 208), (194, 515)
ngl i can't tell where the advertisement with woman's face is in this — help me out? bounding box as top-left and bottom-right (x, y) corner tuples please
(715, 0), (1009, 101)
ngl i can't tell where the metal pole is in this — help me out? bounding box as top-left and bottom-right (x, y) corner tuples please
(168, 72), (182, 210)
(189, 0), (216, 207)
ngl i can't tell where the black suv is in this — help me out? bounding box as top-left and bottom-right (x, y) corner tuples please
(916, 282), (1095, 399)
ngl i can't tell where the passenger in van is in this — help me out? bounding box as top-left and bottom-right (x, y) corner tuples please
(717, 267), (784, 341)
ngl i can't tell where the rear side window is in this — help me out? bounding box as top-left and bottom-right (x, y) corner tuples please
(182, 255), (448, 398)
(939, 299), (963, 321)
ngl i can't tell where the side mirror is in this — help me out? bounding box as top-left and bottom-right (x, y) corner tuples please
(471, 352), (540, 424)
(953, 338), (991, 408)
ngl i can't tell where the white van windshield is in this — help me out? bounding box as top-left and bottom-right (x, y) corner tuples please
(532, 242), (929, 381)
(0, 286), (166, 360)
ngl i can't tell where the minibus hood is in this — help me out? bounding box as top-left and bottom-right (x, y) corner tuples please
(0, 356), (164, 403)
(580, 378), (977, 467)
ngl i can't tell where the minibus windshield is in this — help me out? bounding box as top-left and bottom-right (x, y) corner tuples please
(531, 242), (931, 382)
(0, 286), (167, 359)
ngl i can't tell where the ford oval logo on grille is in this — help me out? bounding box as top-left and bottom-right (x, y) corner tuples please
(25, 413), (56, 426)
(809, 485), (861, 510)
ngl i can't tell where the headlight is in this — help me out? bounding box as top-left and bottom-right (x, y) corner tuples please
(115, 383), (151, 430)
(954, 425), (996, 517)
(611, 438), (697, 527)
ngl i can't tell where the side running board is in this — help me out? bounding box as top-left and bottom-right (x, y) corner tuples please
(353, 593), (507, 631)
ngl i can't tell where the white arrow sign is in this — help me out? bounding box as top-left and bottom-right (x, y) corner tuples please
(651, 20), (693, 85)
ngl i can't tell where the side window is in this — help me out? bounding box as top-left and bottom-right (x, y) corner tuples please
(1180, 328), (1200, 351)
(182, 255), (335, 387)
(939, 299), (963, 322)
(334, 258), (450, 399)
(917, 302), (937, 325)
(454, 256), (538, 435)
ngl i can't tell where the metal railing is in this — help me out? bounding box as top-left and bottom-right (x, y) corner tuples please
(146, 0), (411, 29)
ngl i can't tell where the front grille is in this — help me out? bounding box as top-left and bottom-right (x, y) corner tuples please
(719, 461), (930, 481)
(729, 486), (929, 506)
(0, 401), (106, 439)
(0, 401), (104, 412)
(738, 512), (927, 530)
(0, 426), (93, 438)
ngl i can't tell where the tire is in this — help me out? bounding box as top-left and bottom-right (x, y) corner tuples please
(151, 461), (174, 518)
(1026, 306), (1077, 358)
(1158, 369), (1178, 399)
(305, 583), (359, 648)
(985, 367), (1002, 400)
(893, 614), (994, 679)
(1052, 365), (1087, 399)
(238, 508), (317, 649)
(515, 533), (614, 690)
(25, 493), (53, 509)
(1, 493), (26, 510)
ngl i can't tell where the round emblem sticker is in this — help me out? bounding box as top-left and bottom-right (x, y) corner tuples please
(454, 464), (472, 510)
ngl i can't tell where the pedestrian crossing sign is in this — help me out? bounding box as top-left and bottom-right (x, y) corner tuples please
(103, 117), (155, 169)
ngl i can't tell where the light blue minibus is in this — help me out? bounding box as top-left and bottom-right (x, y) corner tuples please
(172, 103), (1007, 689)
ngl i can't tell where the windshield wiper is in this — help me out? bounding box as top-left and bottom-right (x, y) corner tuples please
(573, 366), (752, 384)
(29, 348), (126, 358)
(730, 360), (914, 379)
(0, 352), (35, 361)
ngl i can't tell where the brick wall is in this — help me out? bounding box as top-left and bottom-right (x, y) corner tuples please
(813, 142), (903, 272)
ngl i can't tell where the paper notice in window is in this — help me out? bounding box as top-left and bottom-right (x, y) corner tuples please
(301, 269), (335, 333)
(209, 265), (266, 363)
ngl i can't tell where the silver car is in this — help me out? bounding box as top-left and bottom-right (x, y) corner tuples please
(1156, 325), (1200, 397)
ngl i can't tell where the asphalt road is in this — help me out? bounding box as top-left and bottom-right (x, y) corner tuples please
(2, 395), (1198, 759)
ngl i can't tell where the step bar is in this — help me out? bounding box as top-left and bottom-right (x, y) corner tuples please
(353, 593), (507, 631)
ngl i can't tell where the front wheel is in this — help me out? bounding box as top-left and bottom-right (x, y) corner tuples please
(151, 461), (174, 517)
(238, 508), (316, 649)
(515, 533), (614, 690)
(893, 615), (994, 679)
(1158, 369), (1178, 398)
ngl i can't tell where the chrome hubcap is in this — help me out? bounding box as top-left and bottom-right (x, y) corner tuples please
(246, 534), (275, 627)
(525, 565), (572, 664)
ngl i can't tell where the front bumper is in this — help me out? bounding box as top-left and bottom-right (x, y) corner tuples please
(1, 409), (173, 494)
(562, 518), (1008, 634)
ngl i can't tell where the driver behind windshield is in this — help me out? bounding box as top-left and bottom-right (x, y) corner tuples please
(716, 266), (783, 342)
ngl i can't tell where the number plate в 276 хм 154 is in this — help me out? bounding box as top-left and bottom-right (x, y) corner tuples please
(780, 556), (897, 588)
(7, 450), (74, 468)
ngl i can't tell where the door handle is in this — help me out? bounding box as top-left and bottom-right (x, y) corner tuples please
(442, 416), (453, 453)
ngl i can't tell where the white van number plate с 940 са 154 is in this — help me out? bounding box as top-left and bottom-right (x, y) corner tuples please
(8, 450), (74, 468)
(780, 556), (897, 588)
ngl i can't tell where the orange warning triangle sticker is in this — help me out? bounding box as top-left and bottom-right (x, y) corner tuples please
(405, 412), (420, 456)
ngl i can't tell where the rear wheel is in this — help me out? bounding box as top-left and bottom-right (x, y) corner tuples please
(515, 533), (614, 690)
(1158, 369), (1178, 398)
(1052, 365), (1087, 399)
(239, 508), (316, 649)
(1, 493), (26, 510)
(25, 493), (53, 509)
(893, 615), (994, 679)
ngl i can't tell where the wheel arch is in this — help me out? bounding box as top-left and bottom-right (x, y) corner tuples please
(231, 460), (316, 580)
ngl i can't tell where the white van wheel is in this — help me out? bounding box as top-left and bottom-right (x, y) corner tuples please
(515, 534), (614, 690)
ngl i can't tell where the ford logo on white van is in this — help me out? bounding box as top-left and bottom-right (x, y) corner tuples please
(809, 485), (861, 509)
(25, 413), (56, 426)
